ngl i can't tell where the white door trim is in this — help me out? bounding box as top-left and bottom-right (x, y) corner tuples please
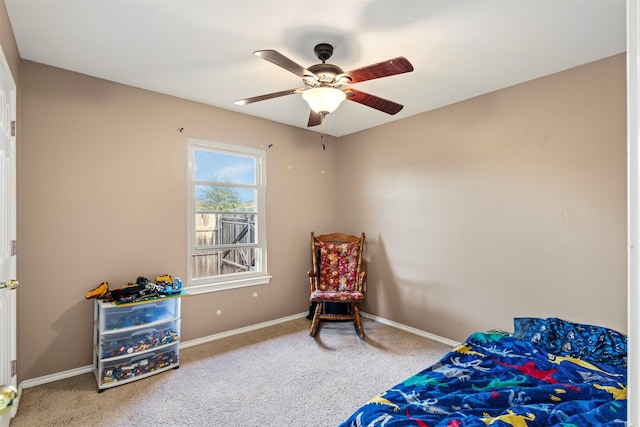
(0, 40), (17, 427)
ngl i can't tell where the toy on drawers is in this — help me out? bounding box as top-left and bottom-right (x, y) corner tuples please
(93, 297), (182, 391)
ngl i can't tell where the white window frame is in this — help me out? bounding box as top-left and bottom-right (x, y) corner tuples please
(186, 138), (270, 294)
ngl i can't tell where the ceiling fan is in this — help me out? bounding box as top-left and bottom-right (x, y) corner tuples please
(234, 43), (414, 127)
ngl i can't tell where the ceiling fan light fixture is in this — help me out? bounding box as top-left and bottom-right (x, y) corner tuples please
(302, 87), (346, 114)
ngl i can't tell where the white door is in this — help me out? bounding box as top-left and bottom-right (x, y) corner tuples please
(0, 43), (17, 427)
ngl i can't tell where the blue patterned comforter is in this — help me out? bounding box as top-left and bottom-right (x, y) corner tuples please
(340, 332), (627, 426)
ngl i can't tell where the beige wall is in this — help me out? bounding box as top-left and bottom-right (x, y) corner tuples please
(17, 61), (340, 380)
(338, 54), (627, 342)
(0, 0), (18, 83)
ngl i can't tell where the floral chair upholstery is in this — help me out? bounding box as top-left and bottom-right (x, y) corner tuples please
(308, 232), (366, 337)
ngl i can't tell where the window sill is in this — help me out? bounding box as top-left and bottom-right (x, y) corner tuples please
(185, 275), (272, 295)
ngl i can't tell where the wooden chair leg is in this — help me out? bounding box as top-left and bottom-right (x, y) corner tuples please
(352, 303), (365, 338)
(309, 302), (323, 336)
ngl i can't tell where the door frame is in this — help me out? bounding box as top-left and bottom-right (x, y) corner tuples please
(0, 40), (17, 426)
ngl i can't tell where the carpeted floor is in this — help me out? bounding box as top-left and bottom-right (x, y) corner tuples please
(10, 317), (452, 427)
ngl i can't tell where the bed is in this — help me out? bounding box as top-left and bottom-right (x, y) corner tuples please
(340, 317), (627, 426)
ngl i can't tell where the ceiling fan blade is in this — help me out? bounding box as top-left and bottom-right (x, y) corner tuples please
(307, 110), (322, 127)
(340, 57), (413, 84)
(254, 50), (316, 78)
(234, 88), (305, 106)
(344, 89), (404, 115)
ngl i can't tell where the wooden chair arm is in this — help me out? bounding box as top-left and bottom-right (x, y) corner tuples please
(308, 270), (318, 292)
(357, 271), (367, 292)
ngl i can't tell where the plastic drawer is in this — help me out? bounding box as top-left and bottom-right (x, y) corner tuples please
(99, 319), (180, 359)
(99, 343), (179, 386)
(99, 298), (180, 331)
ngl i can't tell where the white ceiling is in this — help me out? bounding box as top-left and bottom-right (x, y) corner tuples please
(5, 0), (626, 137)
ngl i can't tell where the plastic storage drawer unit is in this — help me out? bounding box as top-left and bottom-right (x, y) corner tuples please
(93, 297), (183, 391)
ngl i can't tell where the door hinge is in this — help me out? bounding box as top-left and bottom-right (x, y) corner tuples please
(11, 360), (16, 377)
(11, 240), (16, 256)
(10, 121), (15, 137)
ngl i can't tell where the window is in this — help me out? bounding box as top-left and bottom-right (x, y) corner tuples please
(187, 138), (269, 294)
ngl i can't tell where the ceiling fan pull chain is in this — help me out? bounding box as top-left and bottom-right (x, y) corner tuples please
(321, 112), (326, 150)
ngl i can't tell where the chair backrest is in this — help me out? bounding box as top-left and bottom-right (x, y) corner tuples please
(310, 232), (365, 292)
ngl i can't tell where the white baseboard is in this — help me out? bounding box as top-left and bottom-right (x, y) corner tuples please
(179, 312), (308, 349)
(21, 364), (94, 389)
(360, 312), (459, 347)
(19, 311), (455, 389)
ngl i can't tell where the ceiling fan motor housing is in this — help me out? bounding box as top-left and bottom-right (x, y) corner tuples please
(307, 63), (345, 85)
